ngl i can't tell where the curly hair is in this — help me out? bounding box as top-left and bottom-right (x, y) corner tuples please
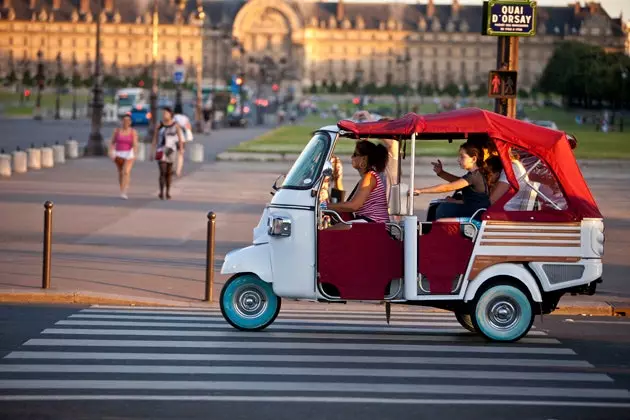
(354, 140), (389, 173)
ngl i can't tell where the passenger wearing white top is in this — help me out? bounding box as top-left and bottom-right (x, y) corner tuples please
(489, 157), (529, 210)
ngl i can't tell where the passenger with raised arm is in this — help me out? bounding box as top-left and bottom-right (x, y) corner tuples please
(414, 142), (491, 220)
(326, 140), (390, 225)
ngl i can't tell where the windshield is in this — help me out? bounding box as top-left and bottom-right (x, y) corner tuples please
(282, 132), (331, 189)
(117, 95), (137, 107)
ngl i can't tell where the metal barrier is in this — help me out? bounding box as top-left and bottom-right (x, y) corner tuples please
(205, 211), (216, 302)
(42, 201), (54, 289)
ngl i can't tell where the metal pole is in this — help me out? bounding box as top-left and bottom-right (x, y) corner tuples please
(42, 201), (54, 289)
(54, 53), (62, 120)
(34, 50), (43, 120)
(205, 211), (216, 302)
(147, 0), (159, 143)
(86, 0), (105, 155)
(494, 36), (518, 118)
(72, 55), (78, 120)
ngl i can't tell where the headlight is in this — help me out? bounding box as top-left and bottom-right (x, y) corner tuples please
(268, 216), (291, 237)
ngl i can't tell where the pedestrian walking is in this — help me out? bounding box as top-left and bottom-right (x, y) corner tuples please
(151, 107), (185, 200)
(173, 111), (193, 177)
(108, 114), (138, 200)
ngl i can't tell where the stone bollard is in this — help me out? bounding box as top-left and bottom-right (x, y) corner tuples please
(189, 143), (204, 163)
(0, 153), (11, 177)
(12, 150), (27, 174)
(65, 139), (79, 159)
(52, 145), (65, 164)
(27, 148), (42, 170)
(41, 147), (54, 168)
(136, 143), (147, 162)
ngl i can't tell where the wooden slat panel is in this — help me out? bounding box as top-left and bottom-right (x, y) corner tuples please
(468, 255), (581, 281)
(479, 241), (581, 247)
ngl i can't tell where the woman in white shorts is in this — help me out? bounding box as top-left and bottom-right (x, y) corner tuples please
(108, 114), (138, 199)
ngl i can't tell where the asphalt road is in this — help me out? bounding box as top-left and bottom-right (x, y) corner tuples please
(0, 304), (629, 420)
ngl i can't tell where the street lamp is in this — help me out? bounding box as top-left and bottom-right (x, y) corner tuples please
(194, 0), (206, 134)
(72, 54), (78, 120)
(147, 0), (159, 143)
(354, 65), (364, 108)
(54, 53), (62, 120)
(34, 50), (44, 120)
(86, 1), (105, 156)
(396, 50), (411, 114)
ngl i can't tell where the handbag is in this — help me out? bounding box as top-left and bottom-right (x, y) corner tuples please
(185, 128), (194, 142)
(154, 148), (163, 161)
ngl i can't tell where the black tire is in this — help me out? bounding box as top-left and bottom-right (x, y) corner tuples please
(454, 312), (476, 333)
(471, 284), (535, 342)
(219, 273), (281, 331)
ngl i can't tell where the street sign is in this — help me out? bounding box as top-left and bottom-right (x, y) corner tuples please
(487, 70), (518, 99)
(173, 57), (185, 85)
(482, 0), (537, 37)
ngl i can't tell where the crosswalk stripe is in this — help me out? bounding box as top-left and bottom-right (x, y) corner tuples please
(4, 352), (594, 368)
(54, 320), (549, 336)
(2, 395), (630, 407)
(86, 306), (452, 316)
(0, 380), (627, 399)
(69, 313), (464, 326)
(0, 364), (611, 382)
(23, 338), (575, 355)
(41, 328), (559, 344)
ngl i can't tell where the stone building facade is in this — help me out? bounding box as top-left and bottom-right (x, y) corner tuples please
(0, 0), (625, 91)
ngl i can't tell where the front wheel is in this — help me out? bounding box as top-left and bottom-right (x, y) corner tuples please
(220, 273), (281, 331)
(471, 284), (534, 342)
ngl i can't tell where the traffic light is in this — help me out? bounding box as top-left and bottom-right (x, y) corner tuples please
(487, 70), (518, 99)
(272, 83), (279, 92)
(235, 76), (243, 86)
(138, 80), (144, 87)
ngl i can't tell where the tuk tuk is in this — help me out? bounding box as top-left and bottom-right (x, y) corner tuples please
(219, 108), (604, 342)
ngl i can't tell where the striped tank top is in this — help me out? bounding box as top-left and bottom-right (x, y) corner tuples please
(355, 170), (390, 223)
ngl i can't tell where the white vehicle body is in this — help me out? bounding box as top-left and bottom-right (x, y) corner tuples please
(115, 88), (148, 117)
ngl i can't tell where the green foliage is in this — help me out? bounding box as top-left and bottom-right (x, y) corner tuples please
(518, 88), (529, 99)
(539, 41), (630, 108)
(461, 82), (471, 97)
(474, 83), (486, 98)
(22, 70), (34, 87)
(309, 83), (317, 94)
(442, 82), (459, 98)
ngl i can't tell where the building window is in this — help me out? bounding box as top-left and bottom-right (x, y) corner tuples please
(475, 61), (480, 72)
(72, 39), (76, 47)
(433, 47), (438, 56)
(447, 48), (452, 57)
(9, 37), (13, 45)
(57, 38), (62, 47)
(24, 37), (28, 46)
(40, 38), (45, 46)
(446, 61), (451, 71)
(461, 47), (466, 57)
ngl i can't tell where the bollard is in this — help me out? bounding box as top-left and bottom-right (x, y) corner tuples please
(27, 147), (42, 170)
(0, 152), (11, 177)
(189, 143), (204, 163)
(205, 211), (216, 302)
(65, 138), (79, 159)
(41, 147), (54, 168)
(42, 201), (54, 289)
(136, 143), (147, 162)
(12, 150), (27, 174)
(52, 144), (65, 164)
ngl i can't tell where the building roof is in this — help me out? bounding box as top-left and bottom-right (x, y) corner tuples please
(0, 0), (624, 38)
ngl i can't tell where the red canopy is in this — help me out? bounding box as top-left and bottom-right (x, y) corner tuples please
(337, 108), (602, 220)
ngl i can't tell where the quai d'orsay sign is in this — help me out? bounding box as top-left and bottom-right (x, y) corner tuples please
(483, 0), (537, 36)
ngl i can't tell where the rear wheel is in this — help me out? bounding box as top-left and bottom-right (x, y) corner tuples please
(471, 284), (534, 342)
(454, 312), (476, 333)
(220, 273), (281, 331)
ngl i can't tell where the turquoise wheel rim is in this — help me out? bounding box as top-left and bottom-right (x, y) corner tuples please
(475, 285), (532, 342)
(221, 274), (279, 330)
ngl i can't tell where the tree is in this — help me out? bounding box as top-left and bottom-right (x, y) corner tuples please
(329, 81), (338, 93)
(22, 70), (34, 87)
(442, 82), (459, 98)
(423, 83), (434, 97)
(309, 82), (317, 94)
(518, 88), (530, 99)
(461, 82), (471, 97)
(474, 82), (486, 98)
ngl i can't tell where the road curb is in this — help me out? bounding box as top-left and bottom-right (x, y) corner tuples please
(0, 290), (624, 317)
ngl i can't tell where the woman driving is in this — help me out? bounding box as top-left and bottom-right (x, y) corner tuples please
(326, 140), (390, 224)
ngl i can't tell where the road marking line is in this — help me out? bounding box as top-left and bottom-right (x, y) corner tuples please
(5, 352), (592, 367)
(81, 308), (455, 318)
(23, 339), (576, 355)
(41, 328), (559, 345)
(1, 395), (629, 407)
(54, 320), (548, 336)
(563, 320), (630, 326)
(0, 364), (610, 382)
(0, 380), (627, 399)
(70, 314), (462, 326)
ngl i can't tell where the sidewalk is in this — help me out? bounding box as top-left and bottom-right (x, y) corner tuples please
(0, 153), (628, 316)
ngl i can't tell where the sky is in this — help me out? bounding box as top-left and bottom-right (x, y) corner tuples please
(317, 0), (628, 22)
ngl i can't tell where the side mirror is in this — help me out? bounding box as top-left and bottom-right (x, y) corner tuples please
(321, 161), (333, 179)
(271, 174), (285, 196)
